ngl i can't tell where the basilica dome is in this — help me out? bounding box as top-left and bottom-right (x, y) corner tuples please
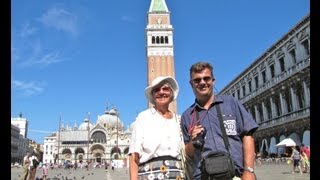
(96, 108), (121, 128)
(78, 118), (94, 130)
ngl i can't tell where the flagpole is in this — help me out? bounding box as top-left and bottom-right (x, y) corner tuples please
(57, 114), (61, 165)
(87, 112), (90, 170)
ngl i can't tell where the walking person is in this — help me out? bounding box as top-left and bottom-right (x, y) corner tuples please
(41, 164), (48, 180)
(180, 62), (259, 180)
(290, 146), (303, 174)
(300, 144), (310, 173)
(21, 152), (31, 180)
(28, 153), (39, 180)
(129, 76), (185, 180)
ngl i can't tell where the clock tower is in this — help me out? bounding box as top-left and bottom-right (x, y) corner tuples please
(146, 0), (177, 113)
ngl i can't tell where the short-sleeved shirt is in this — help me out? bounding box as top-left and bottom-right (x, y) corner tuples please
(292, 149), (300, 160)
(301, 147), (310, 159)
(129, 108), (182, 164)
(181, 95), (259, 179)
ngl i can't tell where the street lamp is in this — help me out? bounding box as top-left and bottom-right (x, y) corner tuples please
(57, 114), (62, 165)
(86, 112), (90, 168)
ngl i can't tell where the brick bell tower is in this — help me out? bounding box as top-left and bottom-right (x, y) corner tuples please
(146, 0), (177, 113)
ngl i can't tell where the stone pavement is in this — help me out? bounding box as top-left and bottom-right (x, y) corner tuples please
(11, 163), (311, 180)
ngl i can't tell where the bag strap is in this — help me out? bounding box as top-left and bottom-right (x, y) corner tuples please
(215, 103), (231, 153)
(174, 114), (191, 162)
(195, 103), (231, 153)
(175, 114), (194, 180)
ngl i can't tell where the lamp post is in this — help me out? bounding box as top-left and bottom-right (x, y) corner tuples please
(116, 110), (119, 154)
(86, 112), (90, 170)
(57, 114), (61, 165)
(115, 107), (120, 160)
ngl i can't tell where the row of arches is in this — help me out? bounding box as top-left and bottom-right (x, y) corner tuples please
(59, 145), (129, 163)
(257, 130), (310, 158)
(152, 36), (169, 44)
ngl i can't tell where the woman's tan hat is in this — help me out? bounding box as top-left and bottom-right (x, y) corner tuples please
(145, 76), (179, 105)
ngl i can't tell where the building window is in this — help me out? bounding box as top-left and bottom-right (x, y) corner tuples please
(237, 89), (240, 99)
(279, 57), (285, 72)
(289, 49), (297, 64)
(254, 76), (259, 89)
(152, 36), (155, 44)
(248, 81), (252, 93)
(242, 85), (246, 97)
(165, 36), (168, 44)
(160, 36), (164, 44)
(270, 64), (275, 78)
(261, 70), (266, 84)
(302, 40), (309, 56)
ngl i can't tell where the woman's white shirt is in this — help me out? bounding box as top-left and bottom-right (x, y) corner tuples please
(129, 108), (182, 164)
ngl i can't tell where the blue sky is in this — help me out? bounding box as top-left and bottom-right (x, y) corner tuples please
(11, 0), (310, 144)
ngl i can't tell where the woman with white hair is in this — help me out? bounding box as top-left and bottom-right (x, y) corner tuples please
(129, 76), (185, 180)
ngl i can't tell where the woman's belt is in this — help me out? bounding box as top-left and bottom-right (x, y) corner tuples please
(139, 156), (178, 167)
(138, 156), (185, 179)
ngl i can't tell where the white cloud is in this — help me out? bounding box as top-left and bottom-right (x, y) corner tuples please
(19, 51), (66, 68)
(17, 39), (66, 68)
(19, 22), (38, 37)
(12, 80), (46, 97)
(39, 7), (78, 36)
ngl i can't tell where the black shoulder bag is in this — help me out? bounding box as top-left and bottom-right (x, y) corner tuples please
(201, 104), (236, 179)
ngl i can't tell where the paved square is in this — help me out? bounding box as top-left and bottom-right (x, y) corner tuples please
(11, 163), (310, 180)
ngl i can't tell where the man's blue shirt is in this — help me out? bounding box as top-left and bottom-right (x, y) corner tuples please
(181, 95), (259, 179)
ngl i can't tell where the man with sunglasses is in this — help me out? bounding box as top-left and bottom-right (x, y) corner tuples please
(180, 62), (258, 180)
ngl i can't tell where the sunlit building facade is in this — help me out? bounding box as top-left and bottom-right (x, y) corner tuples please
(42, 107), (132, 167)
(218, 14), (310, 156)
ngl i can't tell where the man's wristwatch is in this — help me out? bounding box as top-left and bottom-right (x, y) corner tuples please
(244, 167), (254, 173)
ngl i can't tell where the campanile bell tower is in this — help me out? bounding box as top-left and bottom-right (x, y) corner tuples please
(146, 0), (177, 113)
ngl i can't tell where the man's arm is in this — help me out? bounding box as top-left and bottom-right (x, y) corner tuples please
(129, 153), (139, 180)
(184, 125), (203, 157)
(242, 135), (256, 180)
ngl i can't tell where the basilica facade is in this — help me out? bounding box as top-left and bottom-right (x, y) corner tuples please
(42, 107), (132, 166)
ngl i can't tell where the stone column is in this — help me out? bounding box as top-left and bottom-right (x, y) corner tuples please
(279, 92), (286, 115)
(254, 105), (260, 123)
(303, 80), (310, 107)
(262, 101), (267, 121)
(290, 87), (298, 111)
(270, 96), (276, 118)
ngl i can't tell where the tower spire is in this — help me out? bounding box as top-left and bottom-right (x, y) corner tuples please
(146, 0), (177, 113)
(149, 0), (169, 13)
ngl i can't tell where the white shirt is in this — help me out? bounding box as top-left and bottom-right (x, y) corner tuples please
(29, 155), (38, 168)
(129, 108), (182, 164)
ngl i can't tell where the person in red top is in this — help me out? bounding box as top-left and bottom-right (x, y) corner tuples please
(300, 144), (310, 173)
(300, 144), (310, 159)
